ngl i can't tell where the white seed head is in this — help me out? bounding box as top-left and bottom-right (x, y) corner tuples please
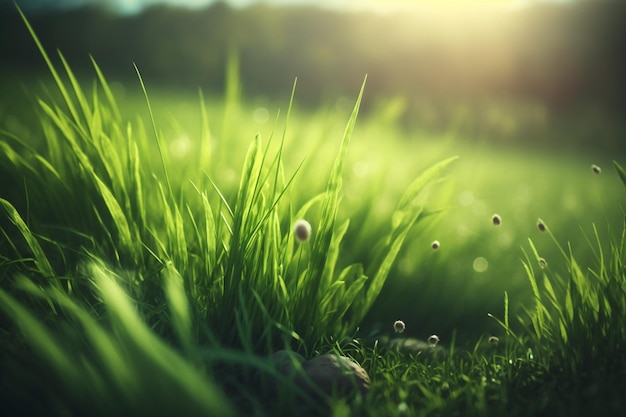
(293, 219), (312, 242)
(538, 258), (548, 269)
(428, 334), (440, 346)
(492, 213), (502, 226)
(591, 164), (601, 175)
(393, 320), (406, 334)
(537, 218), (547, 232)
(431, 240), (440, 250)
(489, 336), (500, 345)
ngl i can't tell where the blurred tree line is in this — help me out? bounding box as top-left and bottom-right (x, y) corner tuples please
(1, 1), (625, 151)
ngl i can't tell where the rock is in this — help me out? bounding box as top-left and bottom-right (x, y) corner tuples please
(272, 351), (370, 398)
(386, 337), (445, 356)
(302, 354), (370, 397)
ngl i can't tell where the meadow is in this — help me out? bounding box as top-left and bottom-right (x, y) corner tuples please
(1, 10), (626, 417)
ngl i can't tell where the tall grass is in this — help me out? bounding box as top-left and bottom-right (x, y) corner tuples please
(520, 170), (625, 367)
(487, 161), (626, 415)
(3, 6), (626, 417)
(0, 264), (234, 417)
(0, 7), (458, 415)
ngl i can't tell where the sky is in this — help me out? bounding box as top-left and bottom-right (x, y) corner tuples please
(8, 0), (583, 15)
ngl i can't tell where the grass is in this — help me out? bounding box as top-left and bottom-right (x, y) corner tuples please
(1, 7), (626, 417)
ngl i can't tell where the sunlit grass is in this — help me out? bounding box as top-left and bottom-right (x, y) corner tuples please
(1, 6), (626, 417)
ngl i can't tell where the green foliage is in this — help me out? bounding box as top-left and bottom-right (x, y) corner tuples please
(2, 6), (626, 417)
(0, 11), (460, 416)
(1, 7), (457, 352)
(0, 265), (234, 417)
(488, 191), (626, 415)
(520, 219), (626, 367)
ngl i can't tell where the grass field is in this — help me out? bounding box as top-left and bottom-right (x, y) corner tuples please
(1, 10), (626, 417)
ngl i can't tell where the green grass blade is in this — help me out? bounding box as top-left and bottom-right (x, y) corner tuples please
(90, 262), (234, 416)
(613, 160), (626, 188)
(0, 288), (79, 381)
(396, 156), (459, 212)
(15, 5), (81, 126)
(307, 77), (366, 309)
(320, 218), (350, 291)
(133, 63), (173, 199)
(163, 263), (193, 353)
(362, 156), (458, 312)
(91, 173), (135, 259)
(328, 264), (368, 326)
(0, 198), (56, 279)
(198, 88), (212, 174)
(90, 55), (122, 122)
(57, 50), (92, 133)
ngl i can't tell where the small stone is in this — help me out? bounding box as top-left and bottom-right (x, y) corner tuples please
(387, 337), (430, 352)
(386, 338), (444, 356)
(302, 354), (370, 397)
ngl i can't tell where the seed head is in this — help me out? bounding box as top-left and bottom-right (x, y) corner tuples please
(591, 164), (601, 175)
(428, 334), (440, 346)
(489, 336), (500, 345)
(393, 320), (406, 334)
(538, 257), (548, 269)
(491, 213), (502, 226)
(293, 219), (312, 242)
(431, 240), (440, 250)
(536, 218), (547, 232)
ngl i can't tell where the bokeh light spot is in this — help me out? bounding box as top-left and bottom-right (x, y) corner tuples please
(170, 135), (192, 159)
(253, 107), (270, 124)
(353, 161), (370, 178)
(459, 191), (475, 206)
(473, 257), (488, 272)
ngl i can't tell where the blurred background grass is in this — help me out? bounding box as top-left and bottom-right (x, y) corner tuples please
(1, 0), (625, 343)
(2, 0), (625, 153)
